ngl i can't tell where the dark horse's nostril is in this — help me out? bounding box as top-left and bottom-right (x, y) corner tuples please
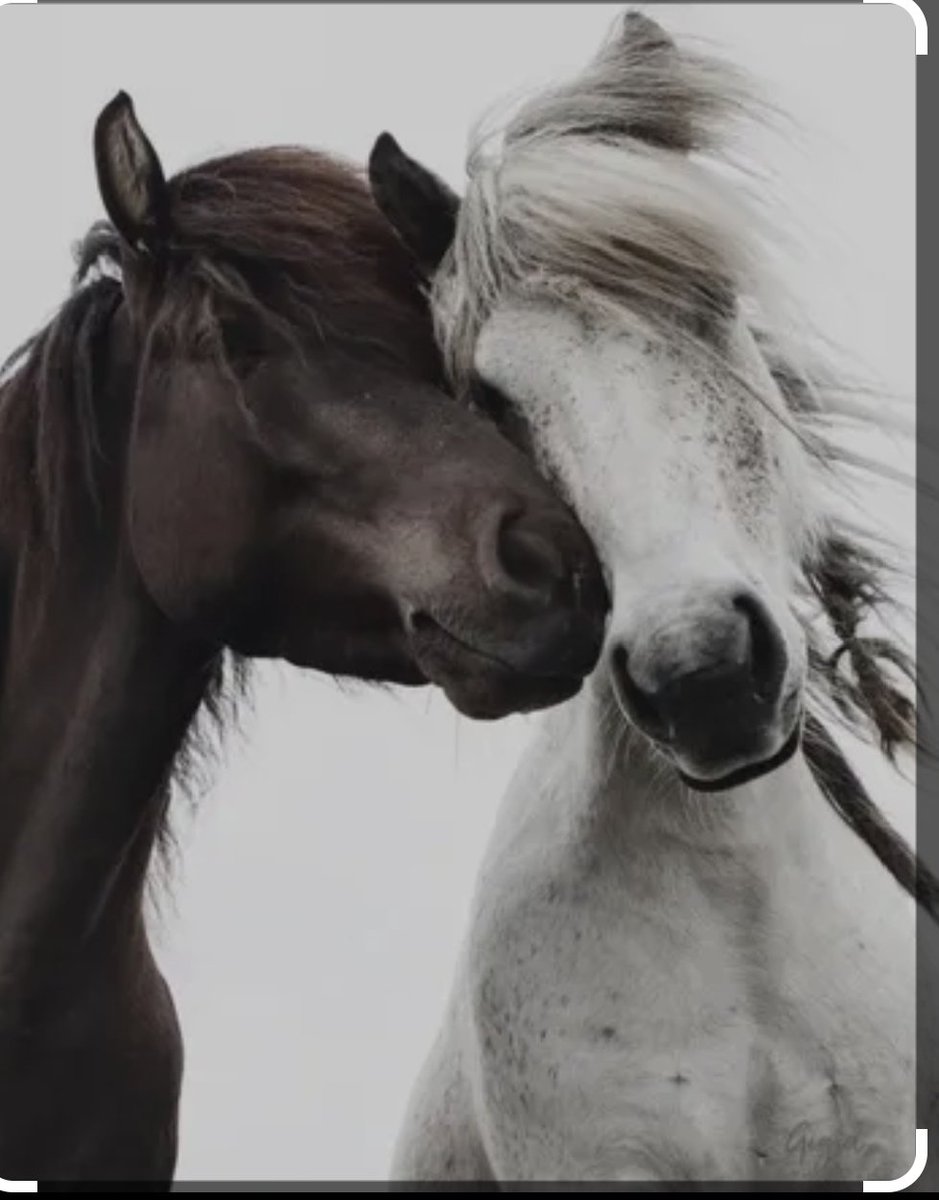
(495, 511), (570, 600)
(733, 592), (788, 700)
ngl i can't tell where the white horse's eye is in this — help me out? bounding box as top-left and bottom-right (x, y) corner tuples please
(467, 374), (514, 425)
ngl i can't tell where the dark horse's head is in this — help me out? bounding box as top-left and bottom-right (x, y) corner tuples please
(13, 93), (608, 719)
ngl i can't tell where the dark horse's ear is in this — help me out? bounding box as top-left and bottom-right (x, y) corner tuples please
(368, 132), (459, 273)
(94, 91), (169, 255)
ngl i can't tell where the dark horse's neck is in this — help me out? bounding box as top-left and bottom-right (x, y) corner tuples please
(0, 297), (212, 1183)
(0, 298), (213, 975)
(0, 552), (213, 970)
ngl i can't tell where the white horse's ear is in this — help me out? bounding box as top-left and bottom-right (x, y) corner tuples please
(94, 91), (169, 256)
(368, 133), (460, 274)
(619, 10), (676, 54)
(607, 11), (693, 152)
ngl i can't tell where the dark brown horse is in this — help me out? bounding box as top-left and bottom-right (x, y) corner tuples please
(0, 94), (608, 1188)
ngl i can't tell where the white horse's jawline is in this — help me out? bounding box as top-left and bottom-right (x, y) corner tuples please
(677, 716), (803, 793)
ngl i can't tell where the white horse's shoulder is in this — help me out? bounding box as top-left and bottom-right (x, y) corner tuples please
(456, 723), (915, 1183)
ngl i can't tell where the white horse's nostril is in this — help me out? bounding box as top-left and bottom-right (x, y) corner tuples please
(732, 591), (788, 700)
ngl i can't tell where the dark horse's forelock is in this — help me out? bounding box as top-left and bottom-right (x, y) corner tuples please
(150, 147), (440, 370)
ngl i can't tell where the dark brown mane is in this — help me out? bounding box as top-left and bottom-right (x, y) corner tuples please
(0, 272), (123, 549)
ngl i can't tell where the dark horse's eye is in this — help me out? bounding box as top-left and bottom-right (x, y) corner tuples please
(219, 311), (276, 366)
(468, 374), (514, 425)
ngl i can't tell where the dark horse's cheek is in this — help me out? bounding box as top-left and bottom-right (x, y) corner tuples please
(128, 377), (269, 630)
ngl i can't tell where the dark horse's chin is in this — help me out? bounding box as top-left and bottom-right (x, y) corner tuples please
(444, 672), (584, 721)
(406, 618), (586, 720)
(676, 720), (803, 793)
(278, 629), (583, 717)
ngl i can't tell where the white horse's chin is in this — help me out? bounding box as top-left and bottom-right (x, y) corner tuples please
(606, 643), (806, 794)
(670, 715), (804, 793)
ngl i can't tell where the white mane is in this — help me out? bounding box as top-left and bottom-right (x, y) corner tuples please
(436, 12), (776, 382)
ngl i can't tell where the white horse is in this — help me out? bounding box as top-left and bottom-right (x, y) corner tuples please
(369, 11), (929, 1186)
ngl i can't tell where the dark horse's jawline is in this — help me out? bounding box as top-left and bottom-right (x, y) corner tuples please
(407, 615), (586, 719)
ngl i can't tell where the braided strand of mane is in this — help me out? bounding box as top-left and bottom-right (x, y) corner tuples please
(803, 714), (939, 922)
(806, 534), (918, 758)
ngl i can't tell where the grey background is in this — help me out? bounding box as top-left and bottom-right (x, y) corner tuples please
(0, 2), (916, 1182)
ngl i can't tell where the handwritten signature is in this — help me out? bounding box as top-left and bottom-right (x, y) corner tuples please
(783, 1121), (900, 1177)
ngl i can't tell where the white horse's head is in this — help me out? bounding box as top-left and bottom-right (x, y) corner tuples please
(470, 301), (813, 789)
(370, 10), (914, 793)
